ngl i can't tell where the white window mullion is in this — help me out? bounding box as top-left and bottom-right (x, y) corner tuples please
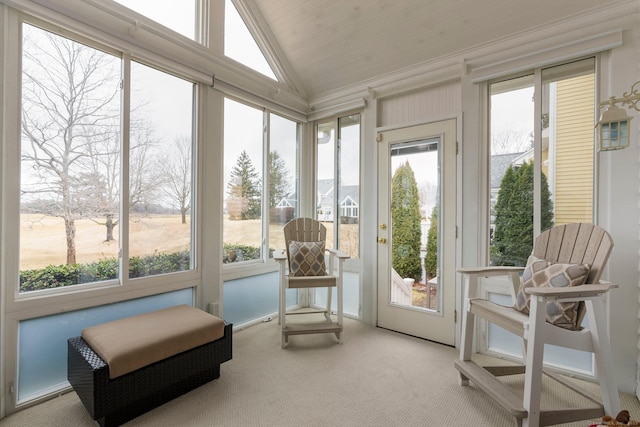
(548, 82), (558, 209)
(2, 8), (22, 417)
(533, 69), (543, 237)
(334, 118), (341, 249)
(3, 9), (22, 304)
(262, 110), (269, 261)
(120, 54), (131, 285)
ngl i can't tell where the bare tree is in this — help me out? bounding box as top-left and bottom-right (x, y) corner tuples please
(21, 25), (161, 258)
(80, 127), (120, 242)
(163, 135), (192, 224)
(129, 121), (165, 206)
(21, 25), (121, 264)
(78, 118), (161, 242)
(491, 125), (533, 155)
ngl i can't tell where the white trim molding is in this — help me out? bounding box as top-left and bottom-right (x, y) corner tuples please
(468, 30), (623, 83)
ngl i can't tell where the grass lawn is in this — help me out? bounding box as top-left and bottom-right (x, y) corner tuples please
(20, 214), (358, 270)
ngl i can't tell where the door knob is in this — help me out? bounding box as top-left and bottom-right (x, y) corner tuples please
(377, 237), (387, 244)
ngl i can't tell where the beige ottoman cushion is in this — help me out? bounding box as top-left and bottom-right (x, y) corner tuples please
(81, 305), (225, 379)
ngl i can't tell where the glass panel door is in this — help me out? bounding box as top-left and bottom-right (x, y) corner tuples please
(377, 120), (456, 345)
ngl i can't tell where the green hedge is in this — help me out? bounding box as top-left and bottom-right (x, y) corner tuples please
(129, 250), (191, 278)
(20, 264), (92, 292)
(20, 245), (272, 292)
(20, 250), (190, 292)
(223, 243), (261, 263)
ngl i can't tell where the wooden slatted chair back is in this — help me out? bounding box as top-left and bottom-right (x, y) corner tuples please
(532, 223), (613, 285)
(532, 223), (614, 327)
(283, 218), (327, 264)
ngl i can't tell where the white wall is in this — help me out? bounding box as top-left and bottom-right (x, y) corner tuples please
(597, 27), (640, 394)
(378, 81), (461, 127)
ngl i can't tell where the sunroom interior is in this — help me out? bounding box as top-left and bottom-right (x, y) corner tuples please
(1, 0), (640, 421)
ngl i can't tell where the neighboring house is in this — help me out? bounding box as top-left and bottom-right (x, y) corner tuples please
(549, 74), (595, 225)
(340, 195), (359, 224)
(275, 198), (295, 209)
(316, 179), (334, 222)
(316, 179), (360, 223)
(490, 152), (524, 232)
(271, 197), (296, 224)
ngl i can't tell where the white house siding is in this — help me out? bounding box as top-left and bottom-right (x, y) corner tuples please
(553, 74), (595, 225)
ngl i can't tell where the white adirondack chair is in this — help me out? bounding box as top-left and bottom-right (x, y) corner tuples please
(274, 218), (349, 349)
(455, 223), (620, 427)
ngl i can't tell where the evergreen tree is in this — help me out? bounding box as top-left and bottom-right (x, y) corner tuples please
(424, 205), (438, 279)
(391, 161), (422, 280)
(540, 165), (554, 234)
(491, 161), (554, 266)
(227, 150), (262, 220)
(268, 150), (290, 208)
(491, 166), (516, 264)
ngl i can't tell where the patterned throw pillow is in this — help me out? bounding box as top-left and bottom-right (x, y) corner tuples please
(288, 241), (326, 277)
(514, 255), (590, 330)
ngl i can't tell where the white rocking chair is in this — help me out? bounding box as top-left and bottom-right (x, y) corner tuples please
(455, 223), (620, 427)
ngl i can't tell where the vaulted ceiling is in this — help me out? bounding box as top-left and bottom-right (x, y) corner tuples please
(248, 0), (623, 97)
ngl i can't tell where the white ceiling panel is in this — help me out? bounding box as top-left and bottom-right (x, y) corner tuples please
(248, 0), (622, 97)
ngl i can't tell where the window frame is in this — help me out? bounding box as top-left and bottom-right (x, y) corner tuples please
(0, 13), (205, 413)
(315, 113), (362, 261)
(487, 57), (598, 261)
(0, 0), (301, 413)
(112, 0), (199, 41)
(6, 16), (202, 310)
(221, 95), (302, 281)
(481, 56), (600, 374)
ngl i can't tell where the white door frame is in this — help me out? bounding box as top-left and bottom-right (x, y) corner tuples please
(376, 119), (457, 345)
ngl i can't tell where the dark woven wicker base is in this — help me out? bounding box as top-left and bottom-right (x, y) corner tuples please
(68, 322), (232, 427)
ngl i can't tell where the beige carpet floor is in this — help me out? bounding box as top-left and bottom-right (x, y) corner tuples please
(1, 316), (638, 426)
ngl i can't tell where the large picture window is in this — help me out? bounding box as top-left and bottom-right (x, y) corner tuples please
(19, 23), (196, 293)
(268, 113), (300, 253)
(223, 98), (300, 266)
(316, 114), (361, 259)
(486, 58), (596, 373)
(20, 24), (123, 292)
(129, 62), (195, 278)
(489, 58), (595, 267)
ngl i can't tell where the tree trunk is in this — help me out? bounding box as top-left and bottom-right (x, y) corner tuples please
(105, 214), (115, 242)
(181, 207), (187, 224)
(65, 217), (77, 265)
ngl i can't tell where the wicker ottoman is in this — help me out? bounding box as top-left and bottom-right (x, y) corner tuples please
(67, 306), (232, 427)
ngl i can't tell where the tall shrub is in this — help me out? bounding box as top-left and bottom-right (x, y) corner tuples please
(424, 205), (438, 279)
(491, 161), (554, 266)
(391, 161), (422, 280)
